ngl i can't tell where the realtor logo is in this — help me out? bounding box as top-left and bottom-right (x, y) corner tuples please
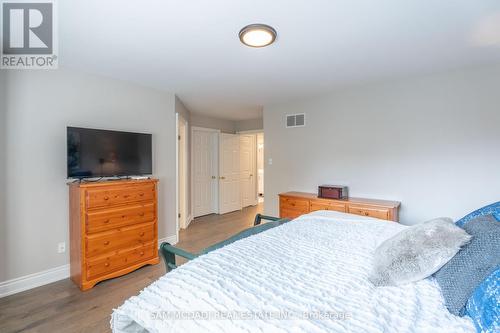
(1, 0), (57, 69)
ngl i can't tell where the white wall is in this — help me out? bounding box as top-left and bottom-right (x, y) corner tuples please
(2, 69), (176, 282)
(190, 113), (236, 133)
(175, 96), (191, 123)
(235, 118), (263, 132)
(264, 65), (500, 225)
(190, 113), (264, 133)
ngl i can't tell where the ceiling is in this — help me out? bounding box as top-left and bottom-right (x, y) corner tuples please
(60, 0), (500, 120)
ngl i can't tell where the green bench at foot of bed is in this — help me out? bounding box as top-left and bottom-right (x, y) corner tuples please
(160, 214), (290, 271)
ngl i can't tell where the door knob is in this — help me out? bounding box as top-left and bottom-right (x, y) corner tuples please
(220, 176), (226, 180)
(211, 176), (216, 179)
(250, 174), (253, 177)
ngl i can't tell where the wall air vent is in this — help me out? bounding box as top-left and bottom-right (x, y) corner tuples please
(286, 113), (306, 128)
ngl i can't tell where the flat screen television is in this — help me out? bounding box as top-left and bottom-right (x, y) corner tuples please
(67, 127), (152, 179)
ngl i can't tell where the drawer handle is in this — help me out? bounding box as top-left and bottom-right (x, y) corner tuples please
(364, 212), (369, 216)
(139, 193), (144, 197)
(139, 232), (145, 237)
(104, 241), (110, 245)
(104, 262), (110, 267)
(124, 195), (130, 198)
(103, 196), (109, 201)
(139, 212), (145, 217)
(140, 251), (145, 256)
(104, 219), (110, 224)
(122, 215), (126, 219)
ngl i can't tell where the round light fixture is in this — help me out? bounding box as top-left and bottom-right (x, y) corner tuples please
(239, 24), (277, 48)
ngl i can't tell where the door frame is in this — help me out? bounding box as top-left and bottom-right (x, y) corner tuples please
(237, 129), (262, 134)
(191, 126), (220, 218)
(175, 113), (179, 241)
(177, 114), (188, 230)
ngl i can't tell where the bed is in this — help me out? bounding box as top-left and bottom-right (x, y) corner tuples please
(111, 210), (475, 333)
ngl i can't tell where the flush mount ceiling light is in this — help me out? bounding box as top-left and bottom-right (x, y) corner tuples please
(239, 24), (277, 48)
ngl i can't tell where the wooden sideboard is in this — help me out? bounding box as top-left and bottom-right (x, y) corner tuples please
(279, 191), (400, 222)
(69, 179), (159, 290)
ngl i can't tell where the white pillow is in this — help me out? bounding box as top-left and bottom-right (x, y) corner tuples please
(370, 217), (471, 287)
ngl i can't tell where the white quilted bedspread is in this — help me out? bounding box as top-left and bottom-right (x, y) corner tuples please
(111, 211), (475, 333)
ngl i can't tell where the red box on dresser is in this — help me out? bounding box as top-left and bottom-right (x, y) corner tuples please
(318, 185), (348, 200)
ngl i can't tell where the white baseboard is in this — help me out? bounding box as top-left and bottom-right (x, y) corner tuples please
(0, 264), (70, 299)
(185, 214), (194, 228)
(158, 234), (178, 246)
(1, 235), (179, 299)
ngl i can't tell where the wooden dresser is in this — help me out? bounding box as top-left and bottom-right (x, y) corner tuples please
(279, 191), (400, 222)
(69, 179), (159, 290)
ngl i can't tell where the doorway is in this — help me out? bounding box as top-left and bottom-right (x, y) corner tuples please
(256, 133), (264, 203)
(189, 128), (263, 222)
(219, 133), (242, 214)
(240, 134), (257, 208)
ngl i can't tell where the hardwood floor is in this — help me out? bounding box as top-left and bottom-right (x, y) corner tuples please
(0, 204), (263, 333)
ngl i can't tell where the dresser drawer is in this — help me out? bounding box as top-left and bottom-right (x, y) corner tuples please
(348, 205), (390, 220)
(310, 201), (346, 213)
(86, 203), (155, 234)
(280, 197), (309, 211)
(86, 222), (155, 257)
(86, 183), (155, 209)
(86, 242), (156, 280)
(280, 208), (307, 219)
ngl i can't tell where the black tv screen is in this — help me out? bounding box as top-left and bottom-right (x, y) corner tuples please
(67, 127), (152, 179)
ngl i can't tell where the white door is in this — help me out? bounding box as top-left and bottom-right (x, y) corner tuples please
(257, 133), (264, 197)
(240, 134), (257, 208)
(192, 128), (218, 217)
(219, 133), (241, 214)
